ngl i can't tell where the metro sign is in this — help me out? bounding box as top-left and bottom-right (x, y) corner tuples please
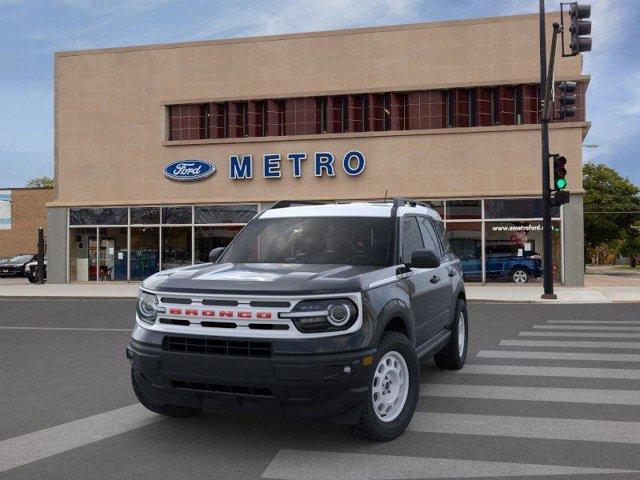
(229, 150), (366, 179)
(168, 307), (272, 319)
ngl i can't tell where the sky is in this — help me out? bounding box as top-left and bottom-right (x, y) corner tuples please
(0, 0), (638, 187)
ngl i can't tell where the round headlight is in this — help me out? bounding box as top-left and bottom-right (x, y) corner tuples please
(327, 304), (350, 327)
(281, 298), (358, 333)
(137, 292), (159, 324)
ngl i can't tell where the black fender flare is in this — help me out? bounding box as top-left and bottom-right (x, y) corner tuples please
(448, 284), (466, 327)
(372, 298), (416, 346)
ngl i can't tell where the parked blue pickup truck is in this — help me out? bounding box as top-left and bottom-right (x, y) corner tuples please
(458, 247), (543, 283)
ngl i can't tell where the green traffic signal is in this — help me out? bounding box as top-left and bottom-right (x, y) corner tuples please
(552, 155), (568, 190)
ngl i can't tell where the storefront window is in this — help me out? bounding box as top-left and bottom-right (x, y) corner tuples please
(484, 221), (561, 283)
(130, 227), (159, 280)
(162, 206), (192, 224)
(194, 226), (243, 263)
(97, 227), (128, 281)
(161, 227), (192, 269)
(69, 208), (127, 226)
(446, 200), (481, 220)
(484, 198), (560, 219)
(69, 228), (97, 282)
(445, 222), (482, 282)
(195, 204), (257, 224)
(131, 207), (160, 225)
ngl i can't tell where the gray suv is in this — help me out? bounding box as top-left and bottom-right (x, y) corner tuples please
(127, 198), (468, 441)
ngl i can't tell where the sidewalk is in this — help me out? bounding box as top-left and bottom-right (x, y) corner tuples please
(464, 284), (638, 303)
(0, 279), (638, 303)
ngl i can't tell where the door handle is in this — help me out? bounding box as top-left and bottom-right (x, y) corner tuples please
(430, 275), (441, 284)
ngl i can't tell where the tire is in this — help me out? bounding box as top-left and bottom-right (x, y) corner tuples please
(27, 275), (37, 284)
(511, 268), (529, 284)
(131, 368), (201, 418)
(351, 331), (419, 442)
(434, 298), (468, 370)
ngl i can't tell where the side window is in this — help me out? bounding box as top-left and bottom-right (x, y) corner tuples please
(418, 217), (442, 256)
(401, 216), (424, 264)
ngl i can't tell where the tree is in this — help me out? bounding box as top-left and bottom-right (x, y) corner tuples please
(620, 222), (640, 268)
(26, 176), (54, 188)
(583, 163), (640, 250)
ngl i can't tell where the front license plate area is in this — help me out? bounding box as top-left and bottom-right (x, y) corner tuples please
(161, 352), (275, 382)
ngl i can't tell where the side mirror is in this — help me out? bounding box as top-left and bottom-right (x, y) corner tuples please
(410, 249), (440, 269)
(208, 247), (226, 263)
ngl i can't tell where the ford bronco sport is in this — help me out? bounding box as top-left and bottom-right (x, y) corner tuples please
(127, 198), (468, 441)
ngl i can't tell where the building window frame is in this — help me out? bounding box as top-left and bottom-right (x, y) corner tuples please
(66, 204), (259, 283)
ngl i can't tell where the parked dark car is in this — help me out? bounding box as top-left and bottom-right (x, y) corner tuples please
(459, 247), (542, 283)
(0, 254), (37, 278)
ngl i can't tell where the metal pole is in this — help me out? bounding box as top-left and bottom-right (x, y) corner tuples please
(539, 0), (557, 299)
(37, 227), (45, 284)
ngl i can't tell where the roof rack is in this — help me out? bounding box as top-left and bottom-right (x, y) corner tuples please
(269, 200), (326, 210)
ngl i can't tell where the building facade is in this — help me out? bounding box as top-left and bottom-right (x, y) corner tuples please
(0, 187), (53, 258)
(48, 13), (589, 285)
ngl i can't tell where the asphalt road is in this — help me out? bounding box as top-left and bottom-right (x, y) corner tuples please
(1, 299), (639, 479)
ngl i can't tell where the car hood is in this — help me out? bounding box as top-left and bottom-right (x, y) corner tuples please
(142, 262), (394, 295)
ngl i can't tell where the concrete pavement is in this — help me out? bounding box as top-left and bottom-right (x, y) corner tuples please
(1, 300), (640, 479)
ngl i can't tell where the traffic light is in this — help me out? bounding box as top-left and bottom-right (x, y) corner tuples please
(552, 154), (568, 190)
(551, 190), (570, 207)
(569, 3), (592, 55)
(558, 81), (577, 119)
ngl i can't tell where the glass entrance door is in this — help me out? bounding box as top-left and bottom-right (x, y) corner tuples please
(69, 228), (98, 282)
(98, 227), (129, 281)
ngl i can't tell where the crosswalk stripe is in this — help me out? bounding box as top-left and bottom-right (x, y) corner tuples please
(534, 325), (640, 331)
(520, 331), (640, 338)
(548, 320), (640, 325)
(450, 364), (640, 380)
(421, 384), (640, 405)
(500, 339), (640, 349)
(0, 403), (162, 473)
(262, 449), (635, 479)
(477, 350), (640, 362)
(408, 412), (640, 445)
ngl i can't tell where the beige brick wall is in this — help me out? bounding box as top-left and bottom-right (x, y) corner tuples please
(52, 14), (586, 208)
(0, 188), (54, 257)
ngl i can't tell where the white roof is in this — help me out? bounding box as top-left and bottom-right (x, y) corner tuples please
(260, 202), (442, 220)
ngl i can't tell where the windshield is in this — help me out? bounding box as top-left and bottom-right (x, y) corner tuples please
(219, 217), (395, 266)
(9, 255), (33, 263)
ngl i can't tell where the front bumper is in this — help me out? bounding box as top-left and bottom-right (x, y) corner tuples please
(127, 334), (376, 424)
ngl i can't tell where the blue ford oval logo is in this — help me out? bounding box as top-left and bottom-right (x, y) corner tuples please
(164, 160), (216, 181)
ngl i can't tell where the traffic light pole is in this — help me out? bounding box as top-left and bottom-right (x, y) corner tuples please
(539, 0), (557, 299)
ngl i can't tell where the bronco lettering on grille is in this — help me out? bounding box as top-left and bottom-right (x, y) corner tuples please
(168, 308), (272, 319)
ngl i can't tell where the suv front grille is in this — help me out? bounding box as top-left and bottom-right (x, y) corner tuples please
(163, 336), (272, 357)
